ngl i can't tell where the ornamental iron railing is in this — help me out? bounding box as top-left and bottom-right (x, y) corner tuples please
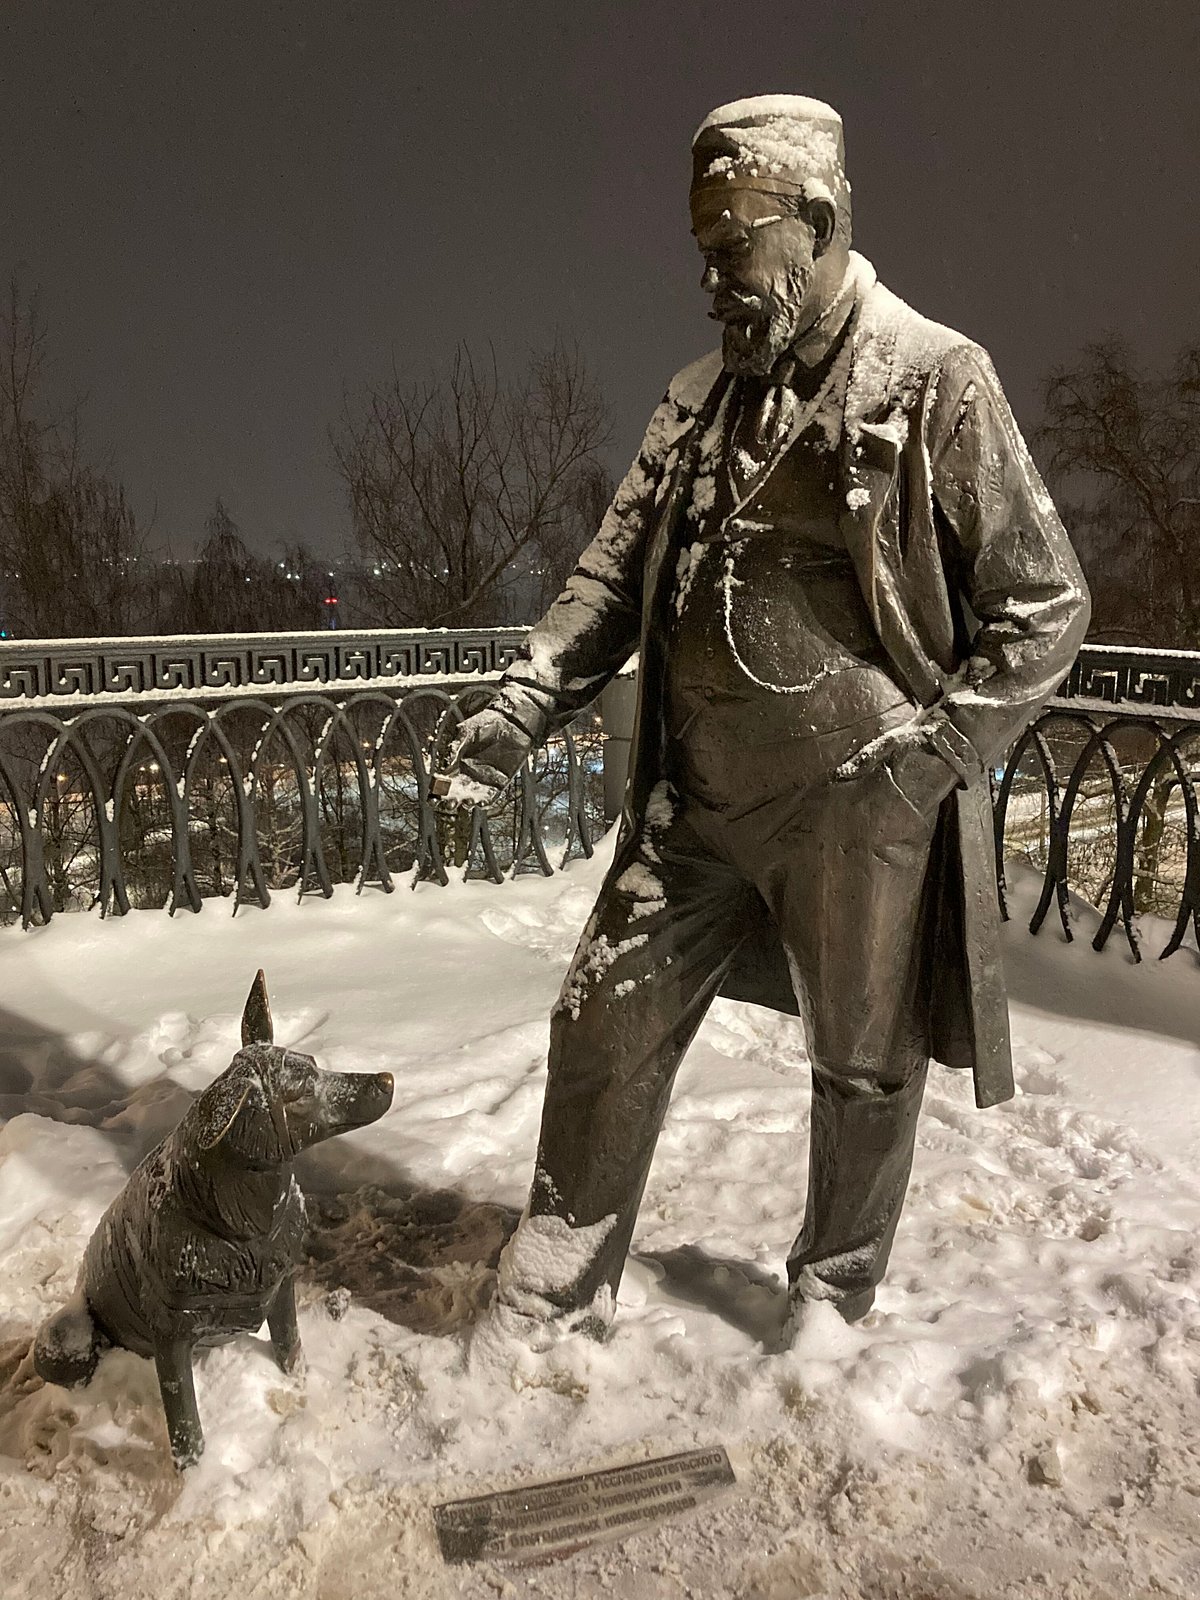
(995, 709), (1199, 963)
(0, 632), (1196, 966)
(0, 680), (603, 927)
(1057, 643), (1200, 718)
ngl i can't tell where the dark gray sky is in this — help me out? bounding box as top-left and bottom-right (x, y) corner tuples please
(3, 1), (1198, 557)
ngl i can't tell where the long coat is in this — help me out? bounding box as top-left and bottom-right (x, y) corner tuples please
(497, 254), (1090, 1110)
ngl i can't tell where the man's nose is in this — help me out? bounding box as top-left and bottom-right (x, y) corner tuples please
(701, 263), (721, 293)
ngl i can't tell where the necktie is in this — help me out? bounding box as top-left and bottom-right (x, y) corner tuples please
(726, 382), (790, 504)
(725, 334), (853, 507)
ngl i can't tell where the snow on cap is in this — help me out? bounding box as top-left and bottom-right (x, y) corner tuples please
(691, 94), (849, 231)
(694, 94), (843, 146)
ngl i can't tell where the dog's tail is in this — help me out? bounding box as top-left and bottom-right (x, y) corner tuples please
(33, 1288), (106, 1388)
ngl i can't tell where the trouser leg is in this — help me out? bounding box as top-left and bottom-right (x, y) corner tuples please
(788, 1053), (929, 1308)
(748, 768), (939, 1311)
(496, 786), (755, 1329)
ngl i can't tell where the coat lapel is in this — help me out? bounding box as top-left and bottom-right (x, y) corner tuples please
(837, 290), (899, 630)
(836, 296), (944, 705)
(641, 370), (732, 610)
(622, 366), (732, 830)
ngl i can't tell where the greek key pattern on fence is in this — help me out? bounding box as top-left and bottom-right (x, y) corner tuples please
(5, 632), (1195, 713)
(0, 685), (599, 927)
(1057, 644), (1200, 716)
(0, 629), (529, 703)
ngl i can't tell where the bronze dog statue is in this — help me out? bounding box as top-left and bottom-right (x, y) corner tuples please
(33, 972), (393, 1467)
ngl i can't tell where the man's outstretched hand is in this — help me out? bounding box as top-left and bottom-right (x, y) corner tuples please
(433, 705), (535, 810)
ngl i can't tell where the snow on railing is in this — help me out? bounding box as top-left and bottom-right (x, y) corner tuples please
(0, 630), (1197, 961)
(0, 627), (529, 707)
(1058, 643), (1200, 723)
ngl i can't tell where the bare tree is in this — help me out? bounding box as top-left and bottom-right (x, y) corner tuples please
(5, 465), (153, 638)
(0, 279), (158, 638)
(173, 498), (330, 633)
(333, 342), (612, 627)
(1038, 340), (1200, 916)
(1038, 339), (1200, 648)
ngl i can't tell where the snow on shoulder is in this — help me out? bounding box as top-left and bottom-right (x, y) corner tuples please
(665, 347), (723, 415)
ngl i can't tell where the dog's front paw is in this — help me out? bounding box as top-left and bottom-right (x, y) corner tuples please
(275, 1339), (305, 1378)
(169, 1423), (205, 1471)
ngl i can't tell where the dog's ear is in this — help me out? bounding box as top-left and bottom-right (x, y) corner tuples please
(196, 1073), (254, 1151)
(241, 970), (273, 1046)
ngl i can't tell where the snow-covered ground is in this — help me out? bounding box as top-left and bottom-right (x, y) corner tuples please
(1, 836), (1198, 1599)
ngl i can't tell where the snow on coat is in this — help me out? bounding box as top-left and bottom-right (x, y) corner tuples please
(494, 254), (1091, 1110)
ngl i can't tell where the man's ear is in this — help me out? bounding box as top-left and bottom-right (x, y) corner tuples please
(808, 198), (836, 256)
(197, 1074), (253, 1151)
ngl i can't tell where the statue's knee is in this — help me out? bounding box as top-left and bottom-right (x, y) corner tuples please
(811, 1049), (927, 1097)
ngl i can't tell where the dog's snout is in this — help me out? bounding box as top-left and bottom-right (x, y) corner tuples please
(376, 1072), (393, 1096)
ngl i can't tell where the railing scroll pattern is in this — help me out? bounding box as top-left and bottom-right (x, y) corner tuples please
(994, 708), (1200, 963)
(1057, 644), (1200, 717)
(0, 685), (599, 928)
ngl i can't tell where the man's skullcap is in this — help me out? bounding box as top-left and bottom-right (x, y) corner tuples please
(691, 94), (848, 210)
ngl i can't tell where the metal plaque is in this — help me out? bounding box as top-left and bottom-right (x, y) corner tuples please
(433, 1445), (737, 1566)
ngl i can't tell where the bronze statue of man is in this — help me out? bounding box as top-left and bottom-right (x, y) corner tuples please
(448, 95), (1090, 1344)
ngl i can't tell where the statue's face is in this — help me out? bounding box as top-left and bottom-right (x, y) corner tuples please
(690, 187), (822, 378)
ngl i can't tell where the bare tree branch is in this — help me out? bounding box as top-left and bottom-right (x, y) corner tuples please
(0, 278), (162, 638)
(171, 499), (331, 633)
(332, 339), (612, 627)
(1038, 339), (1200, 648)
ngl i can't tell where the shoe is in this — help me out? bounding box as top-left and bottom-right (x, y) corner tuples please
(830, 1287), (875, 1324)
(778, 1284), (875, 1350)
(470, 1292), (612, 1368)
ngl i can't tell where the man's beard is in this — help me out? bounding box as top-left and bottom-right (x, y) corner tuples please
(717, 264), (813, 379)
(721, 305), (800, 378)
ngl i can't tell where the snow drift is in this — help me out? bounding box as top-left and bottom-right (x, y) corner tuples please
(0, 838), (1197, 1598)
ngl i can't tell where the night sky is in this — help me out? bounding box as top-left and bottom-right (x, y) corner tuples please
(4, 1), (1198, 558)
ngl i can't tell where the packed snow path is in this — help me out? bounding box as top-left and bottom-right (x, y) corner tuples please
(0, 837), (1198, 1599)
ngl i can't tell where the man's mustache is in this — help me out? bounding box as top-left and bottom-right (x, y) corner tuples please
(709, 288), (766, 323)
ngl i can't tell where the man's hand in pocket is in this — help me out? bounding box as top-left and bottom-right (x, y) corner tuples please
(834, 719), (960, 822)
